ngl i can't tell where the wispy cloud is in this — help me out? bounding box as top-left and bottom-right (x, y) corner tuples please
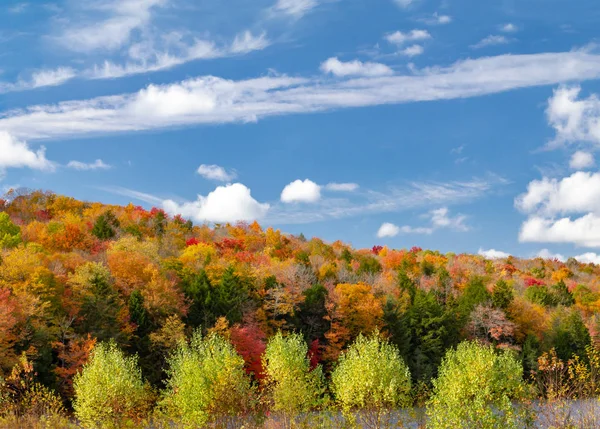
(0, 67), (77, 94)
(270, 0), (320, 18)
(67, 159), (112, 171)
(420, 13), (452, 25)
(470, 35), (510, 49)
(2, 50), (600, 140)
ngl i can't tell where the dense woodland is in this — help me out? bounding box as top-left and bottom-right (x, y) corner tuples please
(2, 189), (600, 428)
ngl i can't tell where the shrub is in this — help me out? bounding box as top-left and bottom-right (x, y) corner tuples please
(427, 341), (533, 429)
(262, 332), (325, 428)
(73, 341), (151, 428)
(159, 331), (255, 428)
(331, 332), (412, 428)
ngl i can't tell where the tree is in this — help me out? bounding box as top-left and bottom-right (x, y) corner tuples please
(296, 283), (329, 343)
(0, 212), (21, 248)
(160, 331), (255, 428)
(549, 309), (591, 361)
(492, 279), (514, 310)
(331, 332), (411, 429)
(73, 341), (151, 428)
(262, 332), (325, 428)
(427, 341), (533, 429)
(91, 211), (120, 240)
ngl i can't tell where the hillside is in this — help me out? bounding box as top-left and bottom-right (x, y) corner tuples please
(1, 189), (599, 426)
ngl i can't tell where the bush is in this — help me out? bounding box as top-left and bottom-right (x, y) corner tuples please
(427, 341), (533, 429)
(262, 332), (325, 427)
(331, 332), (412, 428)
(73, 341), (151, 428)
(159, 331), (255, 428)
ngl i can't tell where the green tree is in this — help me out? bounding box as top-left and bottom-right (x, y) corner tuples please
(91, 210), (120, 240)
(296, 284), (329, 342)
(427, 341), (533, 429)
(73, 341), (150, 428)
(550, 280), (574, 307)
(263, 332), (324, 428)
(160, 331), (255, 428)
(492, 279), (514, 310)
(549, 309), (591, 361)
(331, 332), (412, 429)
(0, 212), (21, 248)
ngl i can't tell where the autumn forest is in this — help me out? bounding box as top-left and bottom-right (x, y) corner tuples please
(2, 189), (600, 428)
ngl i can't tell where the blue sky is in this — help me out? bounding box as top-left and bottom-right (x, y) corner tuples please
(2, 0), (600, 262)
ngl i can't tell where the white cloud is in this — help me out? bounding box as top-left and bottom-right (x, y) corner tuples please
(271, 0), (319, 18)
(421, 13), (452, 25)
(516, 171), (600, 216)
(325, 182), (359, 192)
(162, 183), (270, 223)
(0, 67), (77, 94)
(519, 214), (600, 247)
(501, 23), (518, 33)
(230, 31), (270, 54)
(385, 29), (431, 45)
(471, 35), (510, 49)
(574, 252), (600, 265)
(197, 164), (237, 182)
(67, 159), (111, 170)
(400, 45), (424, 57)
(429, 207), (469, 231)
(570, 151), (595, 169)
(0, 131), (55, 173)
(393, 0), (416, 8)
(478, 248), (511, 259)
(537, 248), (565, 261)
(320, 57), (393, 77)
(56, 0), (167, 53)
(377, 222), (401, 238)
(390, 207), (469, 237)
(546, 86), (600, 148)
(4, 50), (600, 140)
(281, 179), (321, 203)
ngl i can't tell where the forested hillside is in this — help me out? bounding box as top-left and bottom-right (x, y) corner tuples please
(1, 189), (600, 428)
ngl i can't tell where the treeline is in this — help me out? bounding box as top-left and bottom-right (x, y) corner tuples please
(2, 189), (600, 427)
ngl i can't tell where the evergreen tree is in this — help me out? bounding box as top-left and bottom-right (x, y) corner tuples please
(91, 210), (120, 240)
(492, 279), (514, 310)
(297, 284), (329, 343)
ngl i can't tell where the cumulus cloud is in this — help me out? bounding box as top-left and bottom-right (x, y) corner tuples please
(519, 214), (600, 247)
(4, 50), (600, 140)
(320, 57), (393, 77)
(281, 179), (321, 203)
(546, 86), (600, 148)
(400, 45), (424, 57)
(478, 248), (511, 259)
(385, 29), (431, 45)
(570, 151), (595, 169)
(67, 159), (111, 170)
(574, 252), (600, 265)
(0, 132), (55, 173)
(515, 171), (600, 216)
(197, 164), (237, 182)
(162, 183), (270, 223)
(325, 182), (359, 192)
(537, 248), (565, 261)
(470, 35), (510, 49)
(377, 222), (401, 238)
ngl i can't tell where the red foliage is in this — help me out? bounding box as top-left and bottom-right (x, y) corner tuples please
(150, 207), (166, 218)
(410, 246), (422, 254)
(35, 209), (52, 222)
(308, 339), (321, 370)
(229, 324), (266, 380)
(525, 277), (545, 287)
(217, 238), (245, 252)
(371, 245), (383, 255)
(185, 237), (200, 247)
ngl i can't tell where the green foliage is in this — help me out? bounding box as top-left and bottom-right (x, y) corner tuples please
(296, 283), (329, 342)
(427, 341), (533, 429)
(458, 277), (491, 320)
(525, 285), (553, 306)
(73, 341), (150, 428)
(0, 212), (21, 248)
(549, 309), (591, 361)
(91, 211), (120, 241)
(160, 331), (255, 428)
(357, 255), (382, 276)
(492, 279), (514, 310)
(331, 332), (411, 427)
(263, 332), (325, 419)
(550, 280), (574, 307)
